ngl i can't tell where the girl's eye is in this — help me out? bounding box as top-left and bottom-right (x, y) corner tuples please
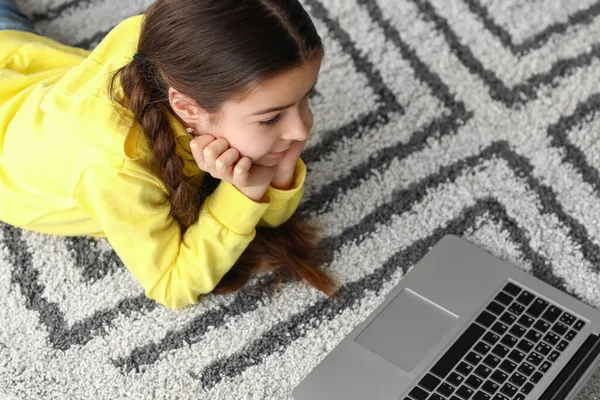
(258, 90), (313, 127)
(260, 114), (282, 126)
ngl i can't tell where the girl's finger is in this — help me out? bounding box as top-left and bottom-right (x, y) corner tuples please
(203, 138), (229, 162)
(215, 148), (240, 176)
(190, 135), (216, 151)
(190, 135), (216, 164)
(234, 157), (251, 181)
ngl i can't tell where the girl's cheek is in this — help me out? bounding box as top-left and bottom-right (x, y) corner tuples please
(230, 136), (273, 161)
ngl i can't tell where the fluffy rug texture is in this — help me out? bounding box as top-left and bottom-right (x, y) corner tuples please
(4, 0), (600, 398)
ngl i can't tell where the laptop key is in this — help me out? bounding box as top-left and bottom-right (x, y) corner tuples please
(516, 291), (534, 306)
(448, 372), (465, 387)
(492, 344), (509, 358)
(408, 386), (428, 400)
(548, 350), (560, 362)
(486, 301), (505, 316)
(508, 302), (525, 316)
(483, 332), (500, 345)
(456, 385), (474, 399)
(507, 349), (525, 363)
(573, 320), (585, 331)
(476, 311), (496, 328)
(556, 340), (569, 351)
(456, 361), (473, 376)
(535, 342), (552, 356)
(474, 365), (492, 379)
(565, 330), (577, 341)
(482, 380), (499, 395)
(499, 359), (517, 374)
(515, 395), (526, 400)
(540, 361), (552, 373)
(517, 314), (534, 328)
(503, 282), (521, 296)
(526, 352), (544, 366)
(492, 322), (509, 335)
(509, 325), (526, 338)
(521, 382), (535, 394)
(499, 312), (516, 325)
(495, 292), (512, 306)
(500, 383), (518, 397)
(483, 355), (501, 368)
(525, 329), (542, 343)
(533, 319), (550, 333)
(437, 382), (455, 397)
(526, 298), (548, 318)
(491, 369), (508, 384)
(517, 362), (535, 376)
(530, 371), (544, 383)
(419, 373), (441, 392)
(509, 372), (527, 387)
(431, 324), (485, 378)
(500, 335), (517, 348)
(543, 332), (560, 346)
(466, 375), (483, 389)
(492, 394), (510, 400)
(473, 391), (490, 400)
(541, 306), (562, 323)
(516, 339), (533, 352)
(474, 341), (491, 355)
(552, 322), (568, 336)
(465, 351), (482, 366)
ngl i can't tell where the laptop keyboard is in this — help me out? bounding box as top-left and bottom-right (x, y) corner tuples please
(404, 282), (586, 400)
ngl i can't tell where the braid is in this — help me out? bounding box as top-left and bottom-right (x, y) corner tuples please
(109, 59), (200, 229)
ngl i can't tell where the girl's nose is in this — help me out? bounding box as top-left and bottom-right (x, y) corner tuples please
(281, 108), (311, 141)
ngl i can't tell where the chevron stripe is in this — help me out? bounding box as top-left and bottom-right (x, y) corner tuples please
(5, 0), (600, 398)
(463, 0), (600, 55)
(406, 0), (600, 106)
(547, 93), (600, 194)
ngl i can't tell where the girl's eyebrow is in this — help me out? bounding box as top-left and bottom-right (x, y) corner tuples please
(250, 79), (318, 116)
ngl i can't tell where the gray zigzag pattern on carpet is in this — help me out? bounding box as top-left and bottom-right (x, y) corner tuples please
(5, 0), (600, 368)
(463, 0), (600, 55)
(4, 0), (600, 398)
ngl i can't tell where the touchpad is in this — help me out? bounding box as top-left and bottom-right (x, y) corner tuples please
(354, 288), (457, 371)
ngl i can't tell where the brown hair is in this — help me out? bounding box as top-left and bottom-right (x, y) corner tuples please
(109, 0), (337, 298)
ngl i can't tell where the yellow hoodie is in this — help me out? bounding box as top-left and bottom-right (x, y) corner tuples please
(0, 15), (307, 309)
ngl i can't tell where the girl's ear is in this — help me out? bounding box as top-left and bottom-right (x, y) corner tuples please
(167, 87), (213, 129)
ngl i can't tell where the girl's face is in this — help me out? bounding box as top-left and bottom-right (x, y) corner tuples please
(170, 54), (322, 167)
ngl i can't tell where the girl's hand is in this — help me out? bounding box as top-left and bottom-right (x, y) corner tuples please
(271, 140), (306, 190)
(190, 135), (275, 202)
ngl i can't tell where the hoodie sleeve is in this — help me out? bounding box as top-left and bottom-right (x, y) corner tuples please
(73, 163), (271, 309)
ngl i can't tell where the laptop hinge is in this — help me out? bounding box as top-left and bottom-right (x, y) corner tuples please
(539, 333), (600, 400)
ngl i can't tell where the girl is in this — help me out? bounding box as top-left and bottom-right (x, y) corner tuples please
(0, 0), (337, 309)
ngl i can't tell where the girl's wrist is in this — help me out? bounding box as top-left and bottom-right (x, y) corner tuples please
(237, 184), (269, 202)
(270, 168), (295, 190)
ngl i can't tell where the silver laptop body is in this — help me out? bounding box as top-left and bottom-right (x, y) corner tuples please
(293, 235), (600, 400)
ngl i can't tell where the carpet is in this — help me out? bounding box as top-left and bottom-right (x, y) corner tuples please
(3, 0), (600, 398)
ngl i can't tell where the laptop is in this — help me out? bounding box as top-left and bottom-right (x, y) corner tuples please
(292, 235), (600, 400)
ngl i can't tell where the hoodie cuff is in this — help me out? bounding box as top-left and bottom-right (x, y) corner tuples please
(206, 181), (271, 235)
(265, 158), (306, 209)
